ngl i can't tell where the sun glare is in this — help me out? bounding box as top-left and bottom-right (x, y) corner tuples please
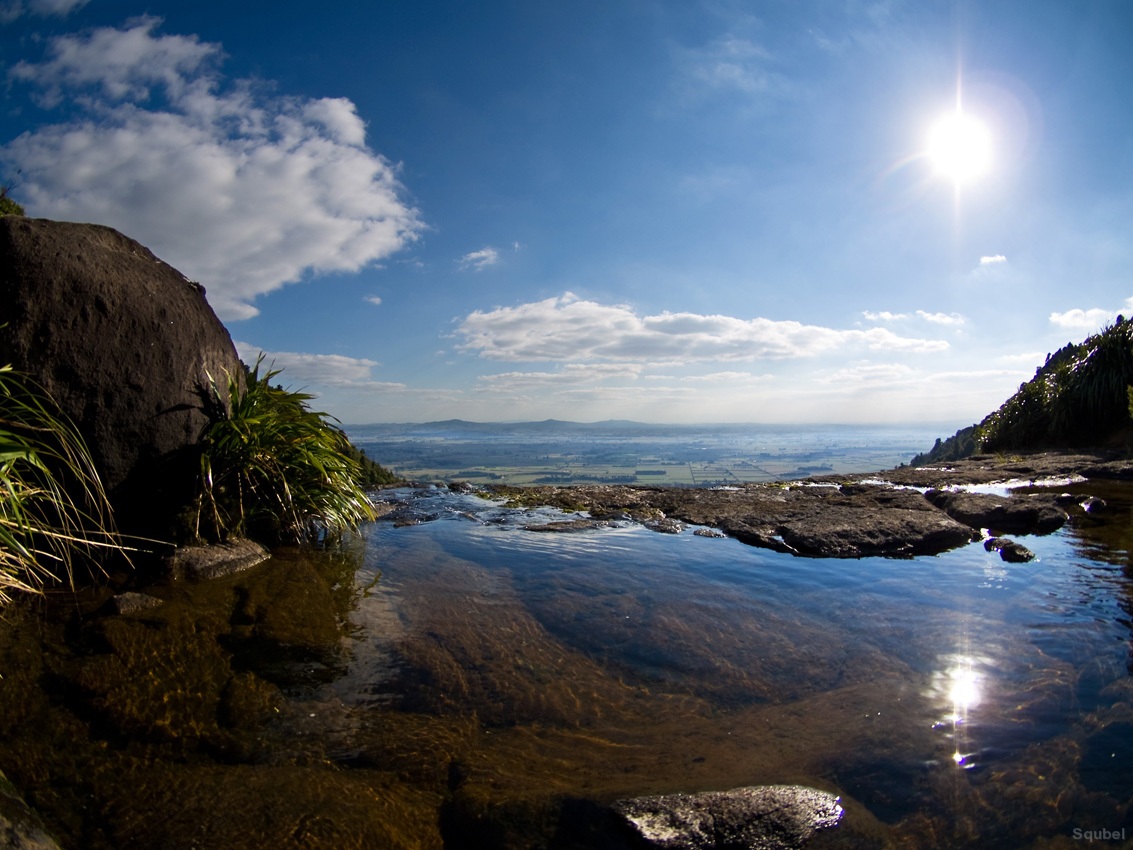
(928, 112), (992, 185)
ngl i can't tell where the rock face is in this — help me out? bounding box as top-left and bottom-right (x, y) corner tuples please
(0, 217), (244, 537)
(612, 785), (843, 850)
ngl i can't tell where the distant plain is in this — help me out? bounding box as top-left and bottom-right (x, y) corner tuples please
(344, 421), (954, 486)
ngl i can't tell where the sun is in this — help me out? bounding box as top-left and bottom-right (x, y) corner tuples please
(928, 112), (992, 185)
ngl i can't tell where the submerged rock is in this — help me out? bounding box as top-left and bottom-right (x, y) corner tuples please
(164, 539), (270, 581)
(612, 784), (843, 850)
(523, 518), (608, 533)
(106, 592), (165, 615)
(0, 769), (62, 850)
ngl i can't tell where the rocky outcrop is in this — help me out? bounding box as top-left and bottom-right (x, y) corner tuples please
(0, 217), (245, 538)
(486, 481), (980, 558)
(612, 785), (843, 850)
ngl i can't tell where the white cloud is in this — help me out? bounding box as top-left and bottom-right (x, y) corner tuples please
(455, 293), (948, 363)
(1049, 307), (1117, 331)
(2, 18), (422, 321)
(864, 309), (967, 326)
(235, 342), (385, 387)
(683, 371), (773, 384)
(979, 254), (1007, 265)
(458, 246), (500, 271)
(476, 363), (641, 391)
(364, 295), (383, 306)
(821, 363), (915, 385)
(0, 0), (87, 22)
(915, 310), (966, 325)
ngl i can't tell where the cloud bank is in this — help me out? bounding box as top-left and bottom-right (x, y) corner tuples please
(456, 293), (948, 363)
(2, 17), (422, 320)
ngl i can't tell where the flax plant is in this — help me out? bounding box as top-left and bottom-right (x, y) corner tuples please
(0, 365), (120, 602)
(196, 359), (376, 544)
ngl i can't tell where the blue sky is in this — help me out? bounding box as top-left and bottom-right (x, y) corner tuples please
(3, 1), (1132, 425)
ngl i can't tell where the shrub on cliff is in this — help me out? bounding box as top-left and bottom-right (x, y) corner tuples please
(913, 320), (1133, 464)
(0, 186), (23, 217)
(979, 319), (1133, 452)
(195, 360), (376, 545)
(0, 365), (120, 602)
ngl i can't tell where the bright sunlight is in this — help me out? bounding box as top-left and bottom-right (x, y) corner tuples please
(928, 112), (993, 185)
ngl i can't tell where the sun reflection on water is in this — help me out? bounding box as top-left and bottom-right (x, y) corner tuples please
(930, 652), (989, 768)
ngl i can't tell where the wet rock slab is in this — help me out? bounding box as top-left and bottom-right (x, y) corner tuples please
(489, 482), (979, 558)
(482, 450), (1127, 559)
(923, 490), (1068, 535)
(612, 784), (843, 850)
(164, 539), (270, 580)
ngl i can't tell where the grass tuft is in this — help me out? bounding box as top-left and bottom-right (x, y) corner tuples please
(0, 365), (121, 602)
(196, 358), (376, 545)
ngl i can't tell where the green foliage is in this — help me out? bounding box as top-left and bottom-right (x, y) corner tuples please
(910, 425), (980, 466)
(0, 185), (24, 217)
(196, 359), (376, 544)
(0, 365), (120, 602)
(978, 319), (1133, 452)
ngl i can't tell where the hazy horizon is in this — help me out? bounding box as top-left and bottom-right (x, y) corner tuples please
(3, 2), (1127, 425)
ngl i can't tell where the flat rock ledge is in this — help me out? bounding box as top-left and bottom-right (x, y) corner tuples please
(612, 784), (843, 850)
(484, 450), (1123, 559)
(163, 538), (270, 581)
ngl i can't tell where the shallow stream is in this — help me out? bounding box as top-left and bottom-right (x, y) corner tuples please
(1, 482), (1132, 848)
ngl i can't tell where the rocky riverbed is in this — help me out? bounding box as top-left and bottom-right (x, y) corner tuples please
(461, 450), (1133, 561)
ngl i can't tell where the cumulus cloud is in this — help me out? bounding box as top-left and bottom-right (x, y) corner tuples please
(979, 254), (1007, 265)
(455, 293), (948, 363)
(0, 0), (87, 22)
(862, 310), (908, 322)
(2, 18), (422, 320)
(1049, 307), (1119, 330)
(236, 342), (378, 384)
(458, 246), (500, 271)
(363, 295), (383, 306)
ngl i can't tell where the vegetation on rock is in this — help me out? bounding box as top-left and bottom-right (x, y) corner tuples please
(914, 320), (1133, 463)
(0, 185), (23, 217)
(0, 365), (121, 602)
(195, 359), (377, 545)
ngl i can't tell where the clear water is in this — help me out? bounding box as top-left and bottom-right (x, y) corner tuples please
(0, 482), (1131, 848)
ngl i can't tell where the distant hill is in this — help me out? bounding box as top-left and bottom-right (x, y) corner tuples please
(912, 319), (1133, 464)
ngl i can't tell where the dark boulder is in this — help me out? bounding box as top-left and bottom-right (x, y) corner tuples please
(0, 217), (244, 539)
(923, 490), (1068, 535)
(983, 537), (1036, 563)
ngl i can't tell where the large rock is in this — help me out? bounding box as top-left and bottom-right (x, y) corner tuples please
(0, 217), (244, 538)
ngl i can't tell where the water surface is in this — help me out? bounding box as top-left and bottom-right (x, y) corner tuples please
(1, 482), (1131, 848)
